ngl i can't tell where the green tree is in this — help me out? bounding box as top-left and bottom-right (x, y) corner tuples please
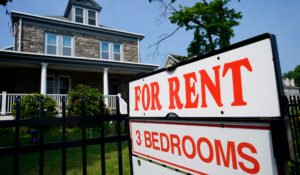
(283, 70), (295, 79)
(0, 0), (12, 6)
(149, 0), (242, 60)
(294, 65), (300, 87)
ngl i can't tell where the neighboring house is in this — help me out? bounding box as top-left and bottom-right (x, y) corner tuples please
(0, 0), (158, 115)
(282, 78), (300, 97)
(163, 54), (190, 68)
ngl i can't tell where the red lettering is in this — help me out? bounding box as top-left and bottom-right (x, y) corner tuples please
(168, 77), (183, 109)
(160, 133), (170, 152)
(182, 135), (196, 159)
(197, 137), (214, 163)
(136, 130), (141, 146)
(215, 140), (238, 169)
(238, 142), (260, 174)
(152, 132), (160, 151)
(142, 84), (150, 110)
(183, 72), (199, 109)
(199, 66), (223, 108)
(170, 134), (181, 156)
(222, 58), (252, 106)
(150, 82), (162, 110)
(144, 131), (152, 148)
(134, 86), (141, 111)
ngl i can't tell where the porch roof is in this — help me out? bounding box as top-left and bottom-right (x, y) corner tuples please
(0, 50), (158, 73)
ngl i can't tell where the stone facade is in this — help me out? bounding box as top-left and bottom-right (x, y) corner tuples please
(16, 22), (139, 63)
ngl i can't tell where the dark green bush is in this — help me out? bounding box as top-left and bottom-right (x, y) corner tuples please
(67, 84), (109, 117)
(12, 93), (58, 119)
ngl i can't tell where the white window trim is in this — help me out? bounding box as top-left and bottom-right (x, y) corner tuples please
(72, 5), (98, 26)
(87, 10), (96, 25)
(45, 33), (74, 56)
(47, 75), (55, 94)
(100, 41), (123, 61)
(58, 76), (71, 94)
(61, 35), (74, 56)
(45, 33), (58, 55)
(75, 7), (84, 24)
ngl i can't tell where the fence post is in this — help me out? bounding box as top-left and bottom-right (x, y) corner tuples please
(39, 96), (44, 175)
(1, 91), (7, 115)
(14, 96), (21, 175)
(62, 97), (66, 175)
(81, 97), (87, 175)
(116, 96), (123, 175)
(99, 96), (106, 175)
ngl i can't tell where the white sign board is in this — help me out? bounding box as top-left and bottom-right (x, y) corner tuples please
(129, 36), (281, 117)
(130, 120), (277, 175)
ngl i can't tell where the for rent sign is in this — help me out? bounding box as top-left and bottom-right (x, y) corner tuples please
(130, 121), (277, 175)
(129, 35), (281, 117)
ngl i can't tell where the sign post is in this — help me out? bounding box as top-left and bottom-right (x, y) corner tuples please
(128, 33), (291, 175)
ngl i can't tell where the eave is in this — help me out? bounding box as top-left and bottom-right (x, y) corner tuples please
(0, 50), (158, 73)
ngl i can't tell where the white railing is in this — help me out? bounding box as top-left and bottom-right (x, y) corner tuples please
(0, 92), (126, 115)
(47, 94), (68, 111)
(108, 95), (118, 109)
(6, 93), (28, 114)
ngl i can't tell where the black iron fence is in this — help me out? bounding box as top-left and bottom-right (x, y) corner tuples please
(288, 96), (300, 175)
(0, 96), (132, 175)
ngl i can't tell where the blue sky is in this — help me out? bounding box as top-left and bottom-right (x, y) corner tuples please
(0, 0), (299, 73)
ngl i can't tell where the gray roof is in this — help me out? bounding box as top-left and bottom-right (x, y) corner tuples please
(64, 0), (102, 17)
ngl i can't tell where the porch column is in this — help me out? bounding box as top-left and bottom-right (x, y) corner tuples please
(40, 63), (48, 95)
(1, 91), (7, 115)
(103, 68), (109, 105)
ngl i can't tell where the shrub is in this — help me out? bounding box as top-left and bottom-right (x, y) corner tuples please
(12, 93), (58, 119)
(67, 84), (109, 117)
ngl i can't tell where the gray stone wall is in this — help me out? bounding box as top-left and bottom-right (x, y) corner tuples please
(18, 22), (139, 63)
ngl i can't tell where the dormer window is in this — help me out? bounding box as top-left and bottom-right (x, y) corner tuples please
(88, 10), (96, 25)
(72, 6), (97, 26)
(75, 7), (84, 23)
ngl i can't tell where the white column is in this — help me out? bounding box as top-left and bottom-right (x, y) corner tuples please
(103, 68), (109, 105)
(40, 63), (48, 95)
(1, 91), (7, 115)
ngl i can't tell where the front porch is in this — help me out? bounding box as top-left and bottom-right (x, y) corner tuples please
(0, 92), (125, 116)
(0, 50), (158, 117)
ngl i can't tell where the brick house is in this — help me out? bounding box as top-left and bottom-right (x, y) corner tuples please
(0, 0), (158, 115)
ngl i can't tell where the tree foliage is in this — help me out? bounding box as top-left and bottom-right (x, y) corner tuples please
(150, 0), (242, 59)
(0, 0), (12, 6)
(283, 65), (300, 87)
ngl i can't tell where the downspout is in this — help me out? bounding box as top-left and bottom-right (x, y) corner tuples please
(18, 18), (22, 52)
(138, 38), (140, 63)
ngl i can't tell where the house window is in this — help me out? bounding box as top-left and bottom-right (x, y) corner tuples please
(47, 76), (55, 94)
(75, 7), (84, 23)
(59, 77), (70, 94)
(62, 36), (72, 56)
(46, 34), (57, 55)
(113, 44), (121, 61)
(100, 42), (122, 61)
(101, 42), (109, 60)
(45, 33), (73, 56)
(88, 10), (96, 25)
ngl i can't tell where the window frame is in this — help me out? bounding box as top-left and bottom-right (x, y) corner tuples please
(61, 35), (74, 56)
(72, 6), (97, 26)
(58, 76), (71, 94)
(88, 10), (96, 25)
(45, 33), (58, 55)
(99, 41), (123, 61)
(45, 33), (74, 56)
(75, 7), (84, 24)
(47, 75), (55, 94)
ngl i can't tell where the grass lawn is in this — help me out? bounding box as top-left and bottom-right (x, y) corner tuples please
(0, 124), (130, 175)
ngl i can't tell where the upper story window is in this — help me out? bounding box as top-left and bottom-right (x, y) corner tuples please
(45, 33), (73, 56)
(100, 41), (122, 61)
(88, 10), (96, 25)
(75, 7), (84, 23)
(73, 6), (97, 26)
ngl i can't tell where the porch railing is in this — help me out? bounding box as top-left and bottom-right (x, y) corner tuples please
(0, 92), (127, 115)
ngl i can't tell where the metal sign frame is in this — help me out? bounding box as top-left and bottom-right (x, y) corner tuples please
(128, 33), (290, 175)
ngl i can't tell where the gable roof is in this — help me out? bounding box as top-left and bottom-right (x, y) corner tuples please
(64, 0), (102, 17)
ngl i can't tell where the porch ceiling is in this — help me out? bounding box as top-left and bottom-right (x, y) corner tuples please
(0, 50), (158, 74)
